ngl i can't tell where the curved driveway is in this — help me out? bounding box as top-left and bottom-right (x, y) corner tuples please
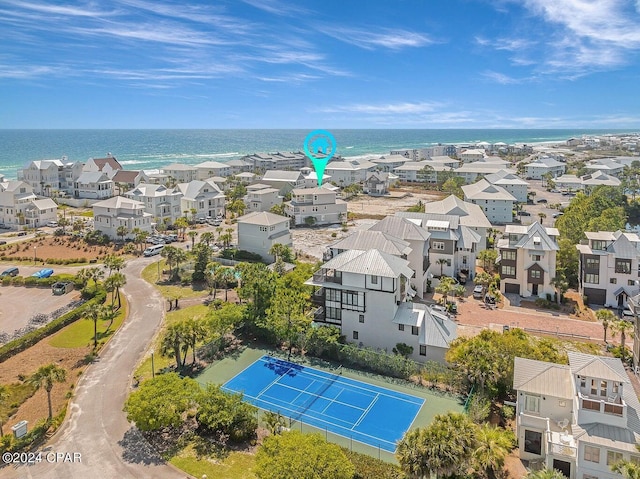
(1, 257), (182, 479)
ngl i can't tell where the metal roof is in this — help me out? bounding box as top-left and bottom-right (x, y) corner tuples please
(513, 357), (574, 399)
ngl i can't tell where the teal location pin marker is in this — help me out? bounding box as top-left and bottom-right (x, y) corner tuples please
(303, 130), (336, 186)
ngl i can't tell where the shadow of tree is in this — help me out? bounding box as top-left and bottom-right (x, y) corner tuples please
(118, 427), (167, 466)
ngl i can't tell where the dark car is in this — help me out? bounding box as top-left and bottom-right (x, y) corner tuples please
(520, 211), (531, 216)
(537, 198), (548, 203)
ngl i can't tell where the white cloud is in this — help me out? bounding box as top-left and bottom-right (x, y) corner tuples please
(319, 102), (442, 114)
(317, 26), (433, 50)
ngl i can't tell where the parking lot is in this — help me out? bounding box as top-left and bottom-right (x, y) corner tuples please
(519, 178), (572, 228)
(0, 274), (82, 338)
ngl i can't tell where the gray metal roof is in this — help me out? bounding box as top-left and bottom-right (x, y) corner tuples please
(607, 233), (640, 258)
(327, 249), (413, 278)
(462, 179), (517, 201)
(568, 351), (629, 383)
(368, 216), (431, 241)
(513, 357), (574, 399)
(237, 211), (290, 226)
(421, 309), (457, 349)
(262, 170), (304, 182)
(514, 222), (559, 252)
(329, 230), (412, 256)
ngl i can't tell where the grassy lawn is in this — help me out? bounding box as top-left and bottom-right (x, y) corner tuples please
(141, 261), (208, 300)
(169, 447), (257, 479)
(134, 304), (209, 380)
(48, 296), (128, 349)
(0, 382), (36, 427)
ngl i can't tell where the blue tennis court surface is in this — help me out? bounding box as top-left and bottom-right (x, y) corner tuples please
(222, 355), (424, 452)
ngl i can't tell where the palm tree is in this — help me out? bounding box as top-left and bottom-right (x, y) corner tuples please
(101, 303), (118, 331)
(611, 318), (634, 361)
(220, 267), (235, 301)
(200, 232), (214, 246)
(84, 303), (103, 349)
(436, 258), (448, 277)
(473, 424), (515, 478)
(526, 469), (567, 479)
(116, 225), (128, 242)
(475, 271), (493, 300)
(206, 262), (221, 297)
(396, 428), (428, 479)
(435, 277), (455, 306)
(103, 254), (125, 277)
(132, 227), (149, 254)
(537, 212), (546, 225)
(105, 272), (127, 309)
(596, 309), (616, 343)
(0, 384), (8, 435)
(87, 266), (104, 289)
(161, 245), (179, 278)
(28, 364), (67, 420)
(161, 323), (186, 370)
(611, 460), (640, 479)
(188, 230), (198, 248)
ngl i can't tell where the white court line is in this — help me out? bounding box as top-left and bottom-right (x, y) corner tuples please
(244, 393), (397, 449)
(352, 393), (380, 430)
(273, 381), (367, 412)
(255, 366), (291, 400)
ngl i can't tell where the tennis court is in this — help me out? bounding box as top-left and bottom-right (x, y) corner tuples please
(222, 355), (424, 452)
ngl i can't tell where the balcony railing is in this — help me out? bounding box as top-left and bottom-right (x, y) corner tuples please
(312, 272), (342, 285)
(579, 392), (625, 417)
(547, 431), (577, 458)
(312, 288), (325, 306)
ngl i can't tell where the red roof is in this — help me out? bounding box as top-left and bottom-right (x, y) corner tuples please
(92, 157), (122, 171)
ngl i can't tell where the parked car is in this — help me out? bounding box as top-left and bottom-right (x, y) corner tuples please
(52, 281), (74, 295)
(473, 285), (484, 299)
(17, 231), (27, 236)
(32, 268), (54, 279)
(552, 212), (564, 218)
(46, 221), (58, 227)
(484, 294), (497, 305)
(520, 211), (531, 216)
(0, 240), (6, 245)
(537, 198), (548, 203)
(1, 267), (19, 277)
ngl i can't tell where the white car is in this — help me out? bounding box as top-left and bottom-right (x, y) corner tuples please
(46, 221), (58, 227)
(473, 285), (484, 299)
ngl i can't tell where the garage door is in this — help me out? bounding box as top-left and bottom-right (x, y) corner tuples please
(584, 287), (606, 305)
(505, 283), (520, 294)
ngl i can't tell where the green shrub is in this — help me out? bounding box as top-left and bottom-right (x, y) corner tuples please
(501, 404), (515, 420)
(23, 276), (39, 287)
(343, 449), (403, 479)
(11, 276), (24, 286)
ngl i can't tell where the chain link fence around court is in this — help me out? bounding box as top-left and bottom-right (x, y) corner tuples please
(255, 406), (397, 463)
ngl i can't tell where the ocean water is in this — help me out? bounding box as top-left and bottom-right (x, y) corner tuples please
(0, 128), (636, 180)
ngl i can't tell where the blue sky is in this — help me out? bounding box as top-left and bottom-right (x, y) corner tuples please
(2, 0), (640, 129)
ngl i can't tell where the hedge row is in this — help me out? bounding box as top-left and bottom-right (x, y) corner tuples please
(343, 449), (403, 479)
(1, 274), (84, 288)
(0, 255), (89, 264)
(0, 289), (106, 363)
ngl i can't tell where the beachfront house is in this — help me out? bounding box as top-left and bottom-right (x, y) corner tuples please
(176, 180), (226, 220)
(285, 186), (347, 226)
(497, 222), (559, 298)
(514, 352), (640, 479)
(0, 180), (58, 228)
(576, 231), (640, 307)
(194, 161), (231, 179)
(19, 158), (83, 197)
(243, 152), (308, 172)
(324, 161), (372, 186)
(161, 163), (197, 184)
(125, 183), (183, 225)
(306, 248), (457, 363)
(370, 155), (409, 172)
(73, 171), (114, 200)
(237, 211), (292, 262)
(462, 179), (516, 224)
(459, 149), (485, 162)
(83, 155), (123, 180)
(260, 170), (305, 196)
(92, 196), (153, 239)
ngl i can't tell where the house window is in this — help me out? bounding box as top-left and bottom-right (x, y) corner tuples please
(592, 240), (606, 251)
(419, 345), (426, 356)
(580, 377), (586, 388)
(532, 254), (542, 261)
(411, 326), (418, 335)
(584, 445), (600, 463)
(585, 257), (600, 268)
(530, 270), (541, 279)
(610, 278), (617, 284)
(371, 275), (378, 284)
(600, 380), (608, 397)
(398, 324), (404, 331)
(591, 379), (598, 395)
(359, 314), (364, 323)
(629, 280), (637, 286)
(502, 265), (516, 276)
(607, 451), (623, 466)
(524, 430), (542, 455)
(433, 241), (445, 250)
(462, 256), (468, 265)
(615, 259), (632, 274)
(524, 394), (540, 413)
(352, 331), (358, 340)
(584, 273), (599, 284)
(502, 250), (516, 261)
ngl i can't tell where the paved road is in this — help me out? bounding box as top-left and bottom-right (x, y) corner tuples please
(1, 257), (182, 479)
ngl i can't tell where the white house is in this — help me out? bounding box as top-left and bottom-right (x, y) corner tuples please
(162, 163), (197, 183)
(83, 156), (122, 180)
(92, 196), (153, 239)
(73, 171), (114, 199)
(581, 171), (622, 190)
(260, 170), (305, 195)
(370, 155), (409, 172)
(576, 231), (640, 307)
(363, 171), (393, 195)
(462, 179), (516, 224)
(125, 183), (183, 225)
(485, 170), (529, 203)
(420, 194), (491, 250)
(306, 249), (457, 362)
(19, 158), (83, 197)
(525, 157), (566, 179)
(194, 161), (231, 179)
(244, 184), (281, 213)
(514, 352), (640, 479)
(453, 164), (517, 184)
(497, 222), (559, 298)
(459, 149), (485, 162)
(285, 187), (347, 226)
(226, 158), (253, 174)
(237, 211), (292, 262)
(0, 180), (58, 228)
(176, 180), (226, 219)
(585, 159), (626, 177)
(393, 162), (431, 183)
(324, 161), (371, 186)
